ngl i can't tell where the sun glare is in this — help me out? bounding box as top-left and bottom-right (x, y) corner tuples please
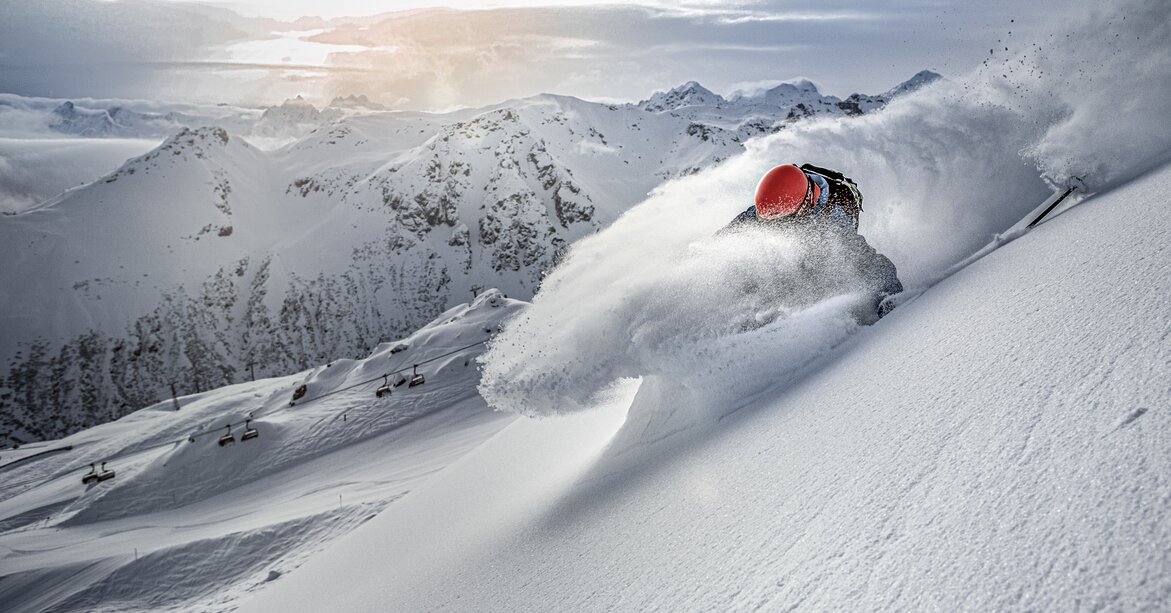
(215, 0), (646, 20)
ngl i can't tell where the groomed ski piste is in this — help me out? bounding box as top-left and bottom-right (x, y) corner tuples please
(3, 1), (1171, 611)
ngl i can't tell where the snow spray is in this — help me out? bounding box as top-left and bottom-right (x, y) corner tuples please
(480, 0), (1171, 433)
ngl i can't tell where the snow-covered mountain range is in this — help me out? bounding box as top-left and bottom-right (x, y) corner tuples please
(0, 72), (938, 447)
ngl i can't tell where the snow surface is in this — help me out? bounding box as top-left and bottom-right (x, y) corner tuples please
(0, 291), (526, 611)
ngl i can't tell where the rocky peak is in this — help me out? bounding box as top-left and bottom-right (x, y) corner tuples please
(883, 70), (943, 98)
(261, 96), (321, 122)
(758, 78), (832, 106)
(639, 81), (725, 113)
(328, 94), (386, 110)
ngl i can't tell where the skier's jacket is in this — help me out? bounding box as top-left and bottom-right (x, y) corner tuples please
(720, 165), (903, 318)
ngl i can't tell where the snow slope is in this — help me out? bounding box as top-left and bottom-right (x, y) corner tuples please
(244, 152), (1171, 613)
(0, 290), (526, 612)
(240, 2), (1171, 609)
(0, 137), (160, 214)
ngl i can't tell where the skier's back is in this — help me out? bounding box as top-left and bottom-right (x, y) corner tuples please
(721, 163), (903, 320)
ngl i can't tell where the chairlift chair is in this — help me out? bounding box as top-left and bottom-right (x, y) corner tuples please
(218, 425), (236, 447)
(96, 462), (115, 482)
(376, 375), (392, 398)
(289, 384), (308, 406)
(408, 365), (425, 388)
(82, 463), (100, 485)
(241, 419), (258, 442)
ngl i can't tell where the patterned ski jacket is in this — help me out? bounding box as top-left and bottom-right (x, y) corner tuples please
(720, 172), (903, 316)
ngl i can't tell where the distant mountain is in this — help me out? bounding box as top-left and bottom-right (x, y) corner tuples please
(250, 96), (344, 140)
(0, 71), (933, 446)
(328, 94), (387, 110)
(638, 81), (725, 112)
(639, 72), (941, 136)
(48, 101), (187, 138)
(883, 69), (943, 98)
(42, 99), (256, 138)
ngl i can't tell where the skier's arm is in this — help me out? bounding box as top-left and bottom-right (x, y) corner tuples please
(844, 231), (903, 299)
(872, 251), (903, 299)
(716, 205), (759, 236)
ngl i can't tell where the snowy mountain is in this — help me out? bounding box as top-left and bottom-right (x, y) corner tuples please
(0, 73), (927, 447)
(637, 80), (725, 112)
(0, 289), (526, 611)
(42, 99), (255, 139)
(250, 96), (344, 141)
(327, 94), (387, 111)
(645, 71), (942, 137)
(881, 68), (943, 98)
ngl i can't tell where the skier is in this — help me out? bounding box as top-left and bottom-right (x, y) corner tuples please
(721, 163), (903, 321)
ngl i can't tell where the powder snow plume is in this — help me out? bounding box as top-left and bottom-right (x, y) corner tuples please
(479, 0), (1171, 422)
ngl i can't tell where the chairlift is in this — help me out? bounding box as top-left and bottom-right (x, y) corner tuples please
(96, 462), (115, 482)
(241, 419), (258, 442)
(218, 425), (236, 447)
(408, 365), (425, 388)
(375, 375), (392, 398)
(289, 384), (308, 406)
(82, 463), (100, 485)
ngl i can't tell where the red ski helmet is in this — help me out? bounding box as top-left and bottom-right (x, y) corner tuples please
(754, 164), (817, 219)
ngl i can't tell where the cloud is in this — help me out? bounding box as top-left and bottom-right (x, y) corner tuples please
(0, 0), (251, 100)
(0, 0), (1095, 110)
(296, 4), (923, 108)
(0, 137), (159, 213)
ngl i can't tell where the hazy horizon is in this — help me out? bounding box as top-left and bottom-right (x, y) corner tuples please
(0, 0), (1089, 111)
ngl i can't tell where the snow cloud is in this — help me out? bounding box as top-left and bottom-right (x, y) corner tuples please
(1012, 0), (1171, 189)
(479, 0), (1171, 421)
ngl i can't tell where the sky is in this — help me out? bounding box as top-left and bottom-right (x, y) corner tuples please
(0, 0), (1084, 110)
